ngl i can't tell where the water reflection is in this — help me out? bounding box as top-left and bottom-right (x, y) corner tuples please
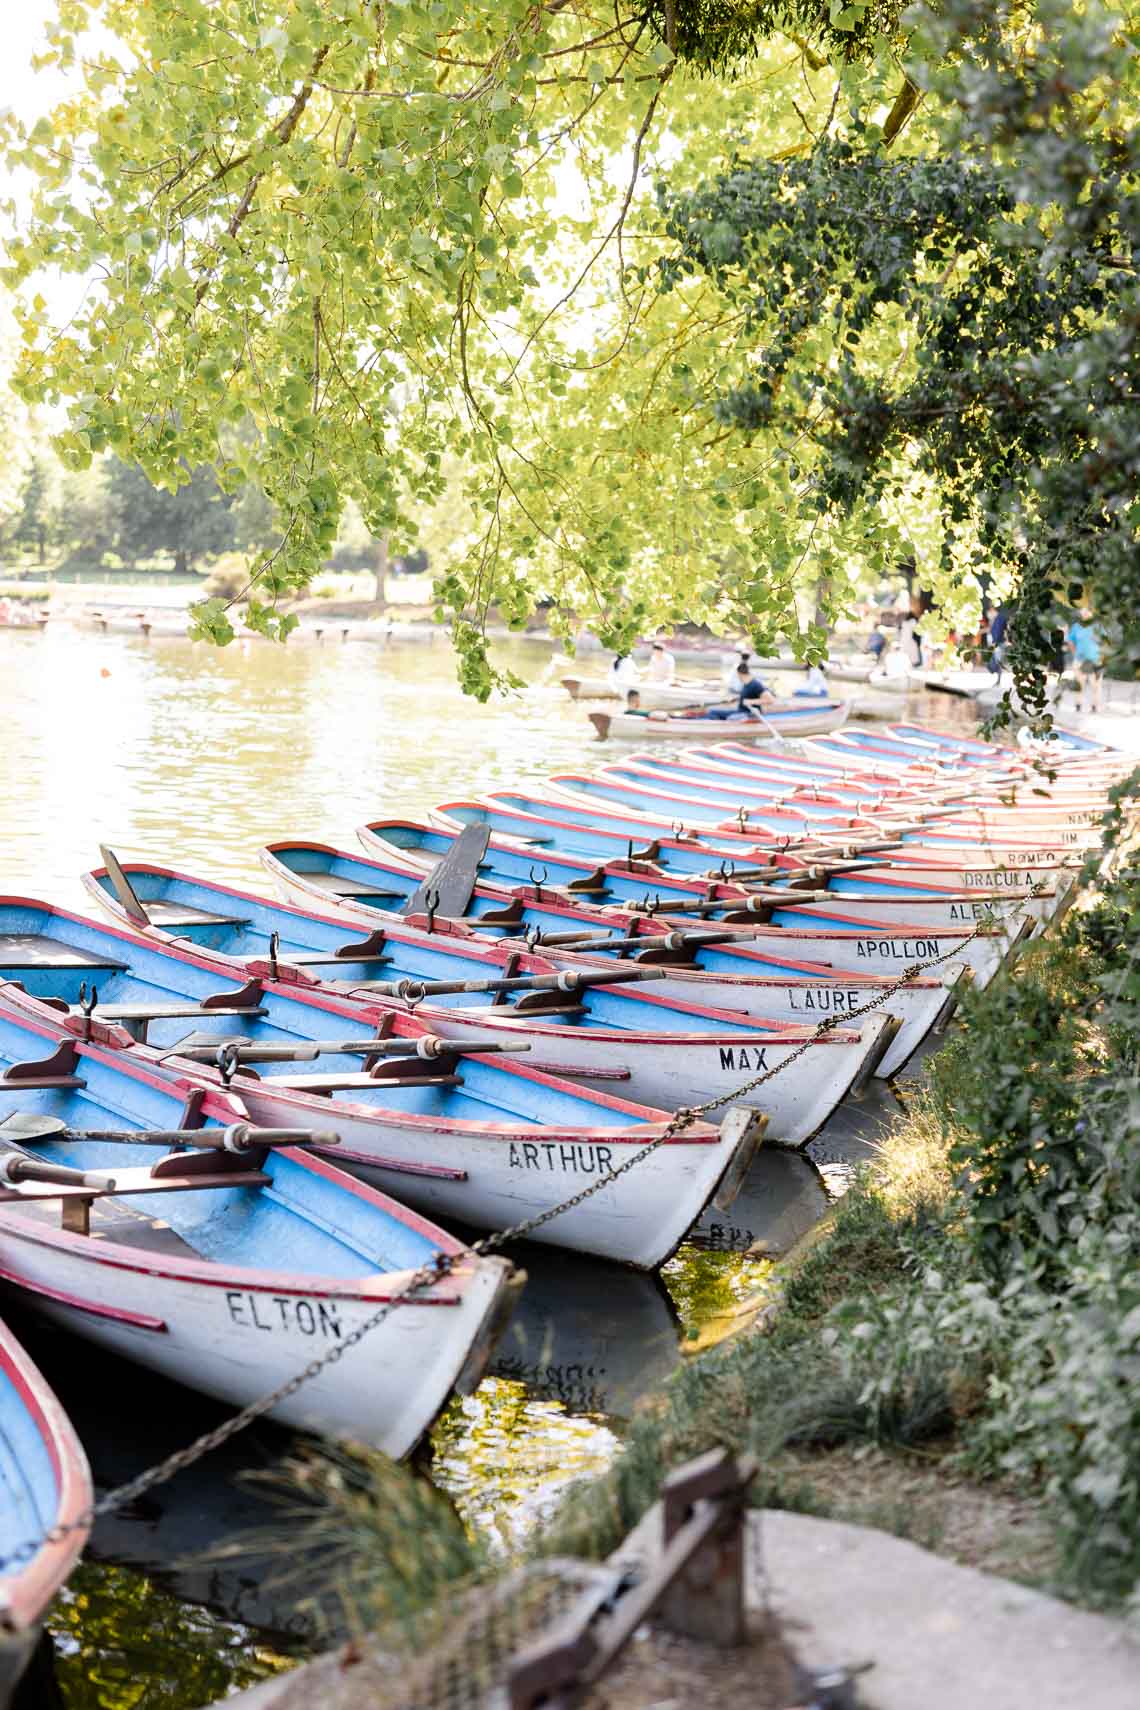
(0, 629), (605, 910)
(689, 1146), (830, 1258)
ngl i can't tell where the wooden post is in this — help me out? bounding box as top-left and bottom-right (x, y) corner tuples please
(658, 1448), (756, 1646)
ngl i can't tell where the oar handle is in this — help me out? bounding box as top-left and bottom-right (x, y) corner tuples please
(368, 966), (666, 1001)
(0, 1155), (117, 1189)
(161, 1036), (533, 1065)
(65, 1124), (341, 1151)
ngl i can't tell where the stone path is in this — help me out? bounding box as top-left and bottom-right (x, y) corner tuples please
(752, 1509), (1140, 1710)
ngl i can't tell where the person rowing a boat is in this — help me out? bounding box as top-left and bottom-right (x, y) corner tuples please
(701, 662), (778, 721)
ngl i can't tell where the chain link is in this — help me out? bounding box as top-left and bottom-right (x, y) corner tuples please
(0, 908), (999, 1576)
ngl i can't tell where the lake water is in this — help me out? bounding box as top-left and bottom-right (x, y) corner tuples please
(0, 624), (933, 1706)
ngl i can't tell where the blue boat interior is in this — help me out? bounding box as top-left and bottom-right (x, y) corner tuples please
(470, 797), (742, 872)
(565, 772), (853, 826)
(0, 1347), (59, 1559)
(609, 761), (879, 809)
(0, 903), (673, 1129)
(0, 1008), (441, 1277)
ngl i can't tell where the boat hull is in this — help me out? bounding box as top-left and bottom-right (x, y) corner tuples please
(0, 1315), (91, 1698)
(143, 1084), (764, 1269)
(0, 1217), (515, 1456)
(589, 703), (850, 741)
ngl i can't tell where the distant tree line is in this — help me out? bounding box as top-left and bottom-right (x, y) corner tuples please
(0, 452), (429, 581)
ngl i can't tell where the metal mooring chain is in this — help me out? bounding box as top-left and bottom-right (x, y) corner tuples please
(0, 914), (997, 1575)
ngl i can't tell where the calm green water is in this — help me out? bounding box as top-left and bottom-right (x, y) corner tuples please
(2, 625), (803, 1707)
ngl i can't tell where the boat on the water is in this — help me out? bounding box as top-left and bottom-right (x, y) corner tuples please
(588, 701), (851, 741)
(561, 676), (725, 709)
(0, 1314), (91, 1705)
(83, 857), (961, 1081)
(0, 994), (520, 1454)
(256, 837), (1018, 992)
(0, 903), (764, 1264)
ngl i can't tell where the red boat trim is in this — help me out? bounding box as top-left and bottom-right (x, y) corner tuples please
(0, 1226), (463, 1304)
(0, 1320), (92, 1630)
(0, 1265), (169, 1330)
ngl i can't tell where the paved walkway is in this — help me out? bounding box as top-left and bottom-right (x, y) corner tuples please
(750, 1509), (1140, 1710)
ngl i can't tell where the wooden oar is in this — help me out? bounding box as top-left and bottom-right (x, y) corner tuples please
(162, 1036), (534, 1066)
(0, 1154), (118, 1190)
(362, 966), (667, 1002)
(525, 925), (761, 955)
(0, 1113), (340, 1151)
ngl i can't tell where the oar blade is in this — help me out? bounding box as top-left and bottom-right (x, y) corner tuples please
(0, 1112), (70, 1145)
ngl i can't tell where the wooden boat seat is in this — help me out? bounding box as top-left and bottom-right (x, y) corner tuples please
(144, 901), (251, 930)
(0, 934), (128, 972)
(297, 873), (388, 900)
(92, 1003), (267, 1022)
(267, 1071), (463, 1094)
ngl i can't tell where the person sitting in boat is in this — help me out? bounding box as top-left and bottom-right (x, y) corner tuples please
(705, 663), (776, 720)
(608, 652), (640, 692)
(794, 664), (830, 699)
(624, 688), (647, 715)
(646, 641), (676, 684)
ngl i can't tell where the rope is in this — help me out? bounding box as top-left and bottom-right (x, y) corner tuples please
(0, 910), (1000, 1577)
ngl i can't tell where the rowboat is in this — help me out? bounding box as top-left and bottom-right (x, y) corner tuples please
(357, 815), (1074, 922)
(0, 1314), (91, 1703)
(0, 996), (520, 1455)
(588, 701), (851, 742)
(0, 905), (763, 1265)
(0, 892), (891, 1150)
(820, 659), (877, 684)
(257, 837), (1018, 992)
(543, 766), (1107, 848)
(356, 811), (1065, 933)
(432, 790), (1085, 893)
(561, 676), (725, 709)
(84, 859), (969, 1080)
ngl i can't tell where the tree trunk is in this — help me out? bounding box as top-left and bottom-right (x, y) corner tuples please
(372, 530), (389, 606)
(174, 548), (189, 576)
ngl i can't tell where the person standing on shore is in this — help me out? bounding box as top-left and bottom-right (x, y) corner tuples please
(1066, 609), (1104, 714)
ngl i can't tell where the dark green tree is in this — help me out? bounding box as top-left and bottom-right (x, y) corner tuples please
(107, 459), (238, 574)
(11, 456), (55, 563)
(656, 0), (1140, 724)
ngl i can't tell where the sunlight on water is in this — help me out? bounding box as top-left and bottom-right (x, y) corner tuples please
(0, 628), (606, 908)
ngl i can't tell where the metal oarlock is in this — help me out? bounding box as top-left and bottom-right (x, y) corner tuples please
(76, 980), (98, 1041)
(267, 930), (280, 980)
(528, 863), (548, 900)
(423, 887), (440, 934)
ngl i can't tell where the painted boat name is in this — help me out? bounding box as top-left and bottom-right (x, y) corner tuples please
(226, 1292), (342, 1338)
(856, 938), (941, 960)
(508, 1141), (616, 1173)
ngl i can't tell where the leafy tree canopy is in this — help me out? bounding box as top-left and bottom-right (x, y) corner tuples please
(2, 0), (1137, 704)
